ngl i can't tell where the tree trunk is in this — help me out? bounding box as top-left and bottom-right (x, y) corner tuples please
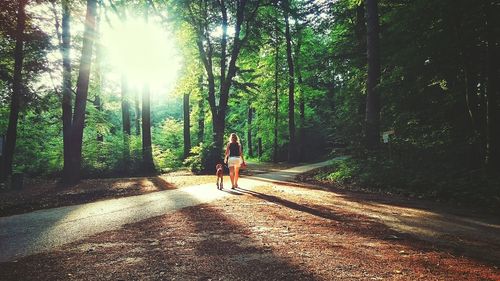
(94, 9), (103, 143)
(258, 137), (262, 159)
(121, 74), (131, 169)
(141, 84), (155, 172)
(66, 0), (97, 184)
(478, 69), (488, 164)
(283, 0), (297, 162)
(94, 95), (103, 142)
(295, 30), (305, 162)
(183, 93), (191, 158)
(247, 105), (253, 158)
(197, 75), (205, 144)
(1, 0), (27, 181)
(298, 79), (305, 161)
(140, 2), (154, 173)
(61, 0), (72, 180)
(452, 6), (483, 168)
(134, 91), (141, 136)
(365, 0), (381, 149)
(121, 75), (131, 135)
(212, 113), (226, 156)
(273, 24), (280, 163)
(484, 1), (499, 170)
(355, 2), (367, 62)
(219, 0), (228, 84)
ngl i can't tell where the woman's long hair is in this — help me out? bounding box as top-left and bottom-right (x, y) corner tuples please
(228, 133), (240, 145)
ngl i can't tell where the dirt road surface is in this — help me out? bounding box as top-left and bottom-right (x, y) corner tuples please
(0, 161), (333, 263)
(1, 160), (499, 280)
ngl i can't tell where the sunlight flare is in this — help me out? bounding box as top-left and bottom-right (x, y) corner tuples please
(102, 17), (182, 95)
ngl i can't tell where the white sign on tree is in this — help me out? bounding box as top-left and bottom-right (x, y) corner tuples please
(382, 130), (395, 143)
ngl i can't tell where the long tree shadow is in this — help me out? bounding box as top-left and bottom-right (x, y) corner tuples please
(0, 176), (178, 217)
(161, 189), (499, 279)
(235, 187), (500, 267)
(290, 181), (500, 260)
(236, 187), (350, 223)
(162, 205), (321, 280)
(245, 169), (500, 266)
(246, 172), (311, 188)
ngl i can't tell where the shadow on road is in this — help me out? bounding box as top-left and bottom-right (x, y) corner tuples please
(1, 160), (499, 280)
(235, 185), (500, 267)
(237, 188), (349, 223)
(170, 204), (320, 280)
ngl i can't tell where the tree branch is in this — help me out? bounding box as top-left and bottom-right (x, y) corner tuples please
(146, 0), (168, 22)
(219, 0), (228, 83)
(49, 0), (63, 47)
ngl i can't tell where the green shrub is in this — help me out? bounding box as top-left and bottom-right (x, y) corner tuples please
(153, 118), (184, 171)
(183, 142), (221, 174)
(316, 159), (356, 183)
(154, 146), (183, 172)
(311, 154), (500, 214)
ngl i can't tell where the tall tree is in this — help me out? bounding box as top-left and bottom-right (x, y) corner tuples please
(65, 0), (97, 184)
(295, 27), (305, 161)
(197, 75), (205, 144)
(142, 84), (154, 171)
(108, 3), (133, 146)
(121, 75), (131, 168)
(364, 0), (381, 149)
(117, 6), (131, 164)
(94, 6), (104, 143)
(1, 0), (28, 180)
(183, 92), (191, 158)
(282, 0), (297, 162)
(94, 91), (103, 143)
(141, 3), (155, 172)
(273, 21), (280, 163)
(134, 91), (141, 136)
(247, 105), (253, 157)
(173, 0), (262, 156)
(355, 1), (367, 62)
(61, 0), (72, 179)
(120, 78), (130, 135)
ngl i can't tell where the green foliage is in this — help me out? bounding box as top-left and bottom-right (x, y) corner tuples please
(183, 142), (220, 174)
(315, 159), (356, 184)
(153, 118), (185, 170)
(13, 109), (63, 176)
(315, 156), (500, 213)
(81, 133), (125, 176)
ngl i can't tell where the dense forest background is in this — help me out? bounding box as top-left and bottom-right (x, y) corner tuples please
(0, 0), (499, 210)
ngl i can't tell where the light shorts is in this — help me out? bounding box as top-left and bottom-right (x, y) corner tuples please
(227, 156), (242, 168)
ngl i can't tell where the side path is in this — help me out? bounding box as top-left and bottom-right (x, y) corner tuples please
(0, 160), (335, 263)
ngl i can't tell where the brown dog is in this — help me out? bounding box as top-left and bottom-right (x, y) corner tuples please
(216, 163), (224, 190)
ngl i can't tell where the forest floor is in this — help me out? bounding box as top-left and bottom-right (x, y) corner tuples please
(0, 162), (295, 217)
(1, 162), (500, 280)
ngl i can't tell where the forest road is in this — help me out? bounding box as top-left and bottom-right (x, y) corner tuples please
(0, 160), (336, 263)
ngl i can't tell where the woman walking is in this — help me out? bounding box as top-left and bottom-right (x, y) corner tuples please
(224, 133), (246, 189)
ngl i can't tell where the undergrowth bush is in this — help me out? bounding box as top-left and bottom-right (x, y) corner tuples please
(312, 155), (500, 214)
(184, 142), (220, 174)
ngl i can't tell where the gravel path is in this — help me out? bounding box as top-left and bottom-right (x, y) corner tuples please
(0, 160), (334, 263)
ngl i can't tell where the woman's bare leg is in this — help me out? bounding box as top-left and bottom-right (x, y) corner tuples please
(234, 166), (240, 188)
(229, 166), (235, 188)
